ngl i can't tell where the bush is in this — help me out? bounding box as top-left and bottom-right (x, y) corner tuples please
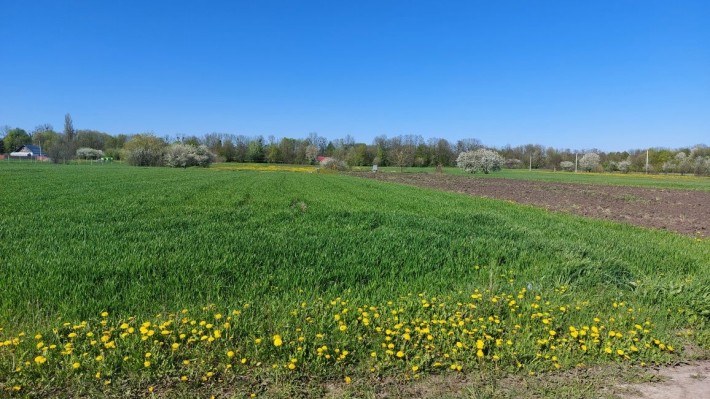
(618, 160), (632, 173)
(320, 157), (348, 171)
(124, 135), (166, 166)
(76, 147), (104, 160)
(165, 144), (216, 168)
(694, 157), (710, 176)
(504, 158), (522, 169)
(579, 153), (601, 172)
(560, 161), (574, 171)
(456, 149), (503, 174)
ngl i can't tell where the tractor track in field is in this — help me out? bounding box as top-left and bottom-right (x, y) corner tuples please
(352, 173), (710, 237)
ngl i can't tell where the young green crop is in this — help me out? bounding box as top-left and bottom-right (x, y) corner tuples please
(0, 162), (708, 397)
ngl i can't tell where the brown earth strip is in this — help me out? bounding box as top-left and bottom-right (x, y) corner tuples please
(353, 173), (710, 237)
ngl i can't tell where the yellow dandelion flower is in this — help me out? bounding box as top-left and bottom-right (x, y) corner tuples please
(396, 351), (405, 358)
(344, 376), (352, 384)
(72, 362), (81, 369)
(34, 355), (47, 365)
(144, 360), (151, 368)
(273, 335), (283, 347)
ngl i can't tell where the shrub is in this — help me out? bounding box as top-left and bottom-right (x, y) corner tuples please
(320, 157), (348, 171)
(504, 158), (523, 169)
(76, 147), (104, 160)
(694, 157), (710, 176)
(456, 149), (503, 174)
(560, 161), (575, 171)
(618, 160), (632, 174)
(124, 135), (166, 166)
(165, 144), (216, 168)
(579, 153), (601, 172)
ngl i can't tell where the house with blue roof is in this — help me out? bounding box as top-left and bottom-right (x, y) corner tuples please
(10, 144), (49, 161)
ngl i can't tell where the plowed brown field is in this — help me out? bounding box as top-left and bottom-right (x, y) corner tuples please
(354, 173), (710, 237)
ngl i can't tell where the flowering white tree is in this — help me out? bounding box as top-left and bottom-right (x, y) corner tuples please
(164, 144), (216, 168)
(560, 161), (574, 171)
(579, 152), (601, 172)
(456, 149), (503, 174)
(618, 160), (632, 173)
(76, 147), (104, 160)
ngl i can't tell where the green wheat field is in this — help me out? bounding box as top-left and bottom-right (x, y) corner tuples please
(1, 163), (708, 398)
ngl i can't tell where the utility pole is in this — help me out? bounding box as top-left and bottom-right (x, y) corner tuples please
(575, 153), (578, 173)
(646, 150), (649, 174)
(529, 154), (532, 171)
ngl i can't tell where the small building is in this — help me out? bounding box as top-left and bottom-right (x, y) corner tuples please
(10, 144), (49, 161)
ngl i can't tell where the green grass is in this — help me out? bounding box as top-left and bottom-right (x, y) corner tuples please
(0, 162), (708, 397)
(353, 165), (710, 191)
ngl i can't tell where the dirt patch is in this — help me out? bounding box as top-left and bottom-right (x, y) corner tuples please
(618, 361), (710, 399)
(354, 173), (710, 237)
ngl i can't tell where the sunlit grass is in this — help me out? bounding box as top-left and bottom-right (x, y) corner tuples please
(0, 162), (708, 397)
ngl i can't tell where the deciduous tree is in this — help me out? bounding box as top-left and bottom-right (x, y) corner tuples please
(456, 149), (503, 174)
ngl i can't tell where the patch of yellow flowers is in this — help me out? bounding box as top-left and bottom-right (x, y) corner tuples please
(0, 288), (679, 394)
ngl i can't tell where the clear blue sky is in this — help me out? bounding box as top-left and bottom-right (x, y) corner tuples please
(1, 0), (708, 151)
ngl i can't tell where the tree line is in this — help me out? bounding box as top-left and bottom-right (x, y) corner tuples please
(2, 115), (710, 175)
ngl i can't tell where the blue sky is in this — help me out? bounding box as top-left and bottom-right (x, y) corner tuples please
(1, 0), (708, 151)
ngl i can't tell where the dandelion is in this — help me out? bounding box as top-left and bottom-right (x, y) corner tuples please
(72, 362), (80, 369)
(273, 335), (283, 347)
(144, 360), (151, 368)
(344, 376), (352, 384)
(396, 351), (405, 358)
(34, 355), (47, 365)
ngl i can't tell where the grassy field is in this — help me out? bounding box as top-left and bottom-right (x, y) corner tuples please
(352, 165), (710, 191)
(1, 162), (708, 397)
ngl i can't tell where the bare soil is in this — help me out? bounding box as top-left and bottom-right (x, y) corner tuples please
(618, 361), (710, 399)
(354, 173), (710, 237)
